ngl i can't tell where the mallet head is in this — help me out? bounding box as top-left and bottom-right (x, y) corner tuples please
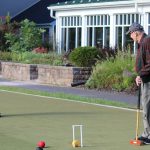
(130, 139), (144, 146)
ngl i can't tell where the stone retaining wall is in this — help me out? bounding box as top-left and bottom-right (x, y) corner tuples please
(0, 62), (91, 86)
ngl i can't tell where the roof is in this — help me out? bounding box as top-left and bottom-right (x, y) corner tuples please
(7, 0), (69, 24)
(0, 0), (40, 18)
(49, 0), (131, 7)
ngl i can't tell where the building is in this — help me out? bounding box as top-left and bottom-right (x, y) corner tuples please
(47, 0), (150, 53)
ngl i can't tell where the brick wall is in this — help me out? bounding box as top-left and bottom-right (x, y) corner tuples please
(1, 62), (30, 81)
(0, 62), (91, 86)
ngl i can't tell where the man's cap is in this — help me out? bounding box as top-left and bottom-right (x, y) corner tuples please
(126, 22), (144, 35)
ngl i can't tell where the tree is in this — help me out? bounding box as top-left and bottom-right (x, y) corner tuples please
(5, 19), (45, 52)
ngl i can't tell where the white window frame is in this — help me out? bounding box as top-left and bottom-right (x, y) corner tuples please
(115, 13), (141, 53)
(61, 16), (82, 51)
(86, 14), (110, 48)
(148, 13), (150, 34)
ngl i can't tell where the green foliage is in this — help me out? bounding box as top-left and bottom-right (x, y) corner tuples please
(4, 32), (19, 51)
(0, 51), (12, 61)
(86, 50), (136, 91)
(97, 47), (116, 62)
(5, 12), (11, 24)
(0, 18), (20, 51)
(69, 46), (99, 67)
(0, 51), (63, 65)
(5, 19), (44, 52)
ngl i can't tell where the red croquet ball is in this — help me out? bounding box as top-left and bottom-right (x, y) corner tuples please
(37, 141), (45, 148)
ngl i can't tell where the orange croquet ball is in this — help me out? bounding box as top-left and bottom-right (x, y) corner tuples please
(72, 140), (80, 148)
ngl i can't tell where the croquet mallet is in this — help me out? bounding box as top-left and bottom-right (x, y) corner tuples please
(130, 85), (143, 146)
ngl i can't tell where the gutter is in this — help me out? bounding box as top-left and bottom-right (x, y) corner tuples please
(47, 0), (150, 11)
(49, 8), (56, 19)
(47, 1), (133, 11)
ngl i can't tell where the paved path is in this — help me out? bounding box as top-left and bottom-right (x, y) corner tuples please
(0, 76), (138, 106)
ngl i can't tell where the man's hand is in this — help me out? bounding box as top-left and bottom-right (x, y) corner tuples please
(135, 76), (142, 86)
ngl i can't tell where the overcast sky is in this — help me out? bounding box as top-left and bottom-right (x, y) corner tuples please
(0, 0), (40, 17)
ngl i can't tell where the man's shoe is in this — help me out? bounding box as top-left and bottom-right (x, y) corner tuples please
(137, 136), (148, 141)
(143, 138), (150, 145)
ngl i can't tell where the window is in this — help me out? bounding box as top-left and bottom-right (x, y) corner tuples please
(42, 28), (50, 43)
(37, 25), (53, 50)
(115, 13), (141, 51)
(61, 16), (82, 51)
(148, 13), (150, 34)
(86, 15), (110, 48)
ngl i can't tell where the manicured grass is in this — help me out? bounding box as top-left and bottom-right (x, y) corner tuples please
(0, 90), (147, 150)
(0, 86), (133, 109)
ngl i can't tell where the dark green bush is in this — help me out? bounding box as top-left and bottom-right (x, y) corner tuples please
(69, 46), (99, 67)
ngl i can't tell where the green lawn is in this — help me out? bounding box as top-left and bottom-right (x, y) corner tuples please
(0, 90), (148, 150)
(0, 86), (132, 109)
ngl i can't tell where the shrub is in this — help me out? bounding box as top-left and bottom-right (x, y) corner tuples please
(0, 18), (20, 51)
(0, 51), (12, 61)
(69, 46), (99, 67)
(97, 47), (116, 62)
(86, 50), (136, 91)
(0, 51), (63, 66)
(5, 19), (44, 52)
(32, 47), (48, 53)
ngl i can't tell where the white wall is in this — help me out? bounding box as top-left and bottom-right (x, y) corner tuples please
(52, 1), (150, 52)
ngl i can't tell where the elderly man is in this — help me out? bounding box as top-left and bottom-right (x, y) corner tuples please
(126, 22), (150, 144)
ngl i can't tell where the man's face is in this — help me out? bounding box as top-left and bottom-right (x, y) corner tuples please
(130, 31), (137, 42)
